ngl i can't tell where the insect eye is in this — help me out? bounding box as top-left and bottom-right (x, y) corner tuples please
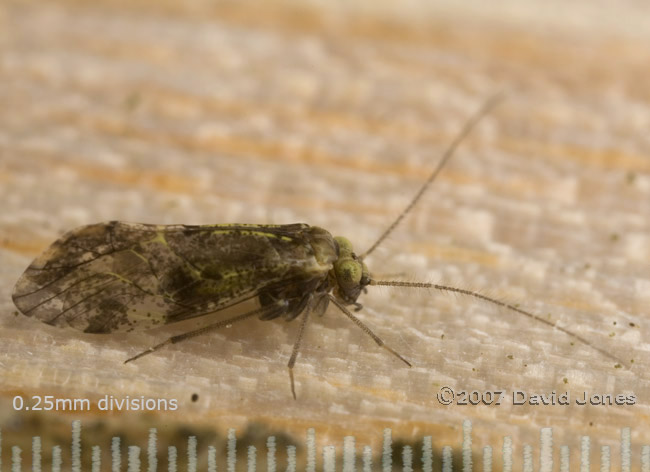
(338, 260), (362, 287)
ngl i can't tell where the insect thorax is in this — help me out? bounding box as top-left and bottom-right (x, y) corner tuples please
(299, 227), (370, 306)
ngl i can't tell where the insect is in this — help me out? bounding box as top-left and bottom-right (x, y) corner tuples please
(12, 96), (622, 399)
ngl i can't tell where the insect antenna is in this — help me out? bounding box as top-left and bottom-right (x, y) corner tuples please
(357, 93), (627, 368)
(370, 280), (626, 367)
(124, 302), (287, 364)
(360, 93), (504, 260)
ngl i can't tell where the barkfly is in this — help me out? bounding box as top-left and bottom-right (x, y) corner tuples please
(12, 96), (623, 399)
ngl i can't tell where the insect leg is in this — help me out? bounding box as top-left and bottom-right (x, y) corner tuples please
(288, 306), (310, 400)
(328, 294), (412, 367)
(124, 301), (288, 364)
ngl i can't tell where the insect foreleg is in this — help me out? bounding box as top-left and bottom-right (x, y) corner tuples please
(123, 301), (288, 364)
(328, 295), (412, 368)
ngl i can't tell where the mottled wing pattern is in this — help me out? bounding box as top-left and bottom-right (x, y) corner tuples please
(12, 222), (330, 333)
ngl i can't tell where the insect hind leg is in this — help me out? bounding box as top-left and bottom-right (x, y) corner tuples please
(123, 301), (288, 364)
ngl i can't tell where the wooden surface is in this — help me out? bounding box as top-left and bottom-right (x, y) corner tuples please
(2, 0), (650, 469)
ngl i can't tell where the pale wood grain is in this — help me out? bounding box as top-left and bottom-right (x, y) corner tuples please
(1, 0), (649, 468)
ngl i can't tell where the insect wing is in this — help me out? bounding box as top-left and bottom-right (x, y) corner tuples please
(12, 222), (328, 333)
